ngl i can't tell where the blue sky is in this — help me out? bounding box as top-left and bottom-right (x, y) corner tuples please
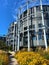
(0, 0), (49, 36)
(0, 0), (21, 36)
(0, 0), (26, 36)
(0, 0), (27, 36)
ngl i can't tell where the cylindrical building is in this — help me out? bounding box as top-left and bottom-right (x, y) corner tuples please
(6, 0), (49, 51)
(17, 0), (49, 50)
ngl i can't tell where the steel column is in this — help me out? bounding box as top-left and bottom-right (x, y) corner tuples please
(27, 1), (30, 51)
(13, 23), (15, 51)
(34, 7), (39, 46)
(40, 0), (48, 50)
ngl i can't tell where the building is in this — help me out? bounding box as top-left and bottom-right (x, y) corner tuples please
(6, 0), (49, 51)
(6, 22), (18, 51)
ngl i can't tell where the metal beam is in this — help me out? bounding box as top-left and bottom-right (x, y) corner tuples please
(17, 0), (36, 16)
(27, 1), (30, 51)
(17, 9), (20, 51)
(40, 0), (48, 50)
(34, 7), (39, 46)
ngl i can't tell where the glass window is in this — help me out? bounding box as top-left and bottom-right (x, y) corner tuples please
(38, 23), (42, 27)
(11, 40), (13, 42)
(29, 25), (35, 29)
(20, 15), (22, 19)
(46, 35), (49, 39)
(32, 8), (34, 13)
(32, 30), (36, 35)
(24, 27), (27, 30)
(36, 6), (40, 11)
(23, 37), (27, 46)
(38, 29), (43, 34)
(20, 20), (23, 27)
(29, 25), (31, 29)
(47, 6), (49, 11)
(43, 6), (47, 12)
(32, 25), (35, 28)
(24, 10), (27, 17)
(38, 34), (42, 40)
(33, 36), (36, 40)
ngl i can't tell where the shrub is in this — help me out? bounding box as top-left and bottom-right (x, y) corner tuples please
(15, 47), (49, 65)
(15, 51), (49, 65)
(0, 50), (9, 65)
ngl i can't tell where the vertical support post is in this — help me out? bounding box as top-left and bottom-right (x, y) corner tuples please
(13, 23), (15, 51)
(34, 7), (39, 46)
(14, 22), (17, 52)
(40, 0), (47, 50)
(17, 8), (21, 51)
(30, 8), (33, 47)
(22, 10), (24, 46)
(17, 21), (20, 51)
(14, 23), (15, 51)
(27, 1), (30, 51)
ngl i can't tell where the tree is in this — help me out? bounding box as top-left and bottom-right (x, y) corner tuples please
(0, 40), (7, 50)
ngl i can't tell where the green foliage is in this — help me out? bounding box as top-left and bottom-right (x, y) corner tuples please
(7, 46), (12, 51)
(35, 47), (49, 60)
(0, 60), (3, 65)
(0, 40), (7, 50)
(43, 52), (49, 60)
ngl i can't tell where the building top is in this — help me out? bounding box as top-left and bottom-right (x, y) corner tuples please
(16, 0), (49, 18)
(28, 0), (49, 8)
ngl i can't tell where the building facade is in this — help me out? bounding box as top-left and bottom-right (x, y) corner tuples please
(6, 0), (49, 51)
(6, 22), (18, 51)
(19, 6), (49, 50)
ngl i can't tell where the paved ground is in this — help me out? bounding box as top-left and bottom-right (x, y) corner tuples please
(9, 51), (19, 65)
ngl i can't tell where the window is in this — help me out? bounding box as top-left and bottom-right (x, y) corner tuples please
(33, 36), (36, 40)
(24, 10), (27, 17)
(24, 27), (27, 30)
(20, 20), (23, 27)
(32, 25), (35, 28)
(29, 25), (32, 29)
(11, 40), (13, 42)
(20, 15), (22, 19)
(20, 37), (22, 41)
(33, 30), (36, 34)
(29, 25), (35, 29)
(38, 34), (42, 40)
(47, 6), (49, 11)
(38, 23), (42, 27)
(23, 37), (28, 46)
(43, 6), (47, 12)
(36, 6), (40, 11)
(39, 29), (42, 32)
(32, 8), (34, 13)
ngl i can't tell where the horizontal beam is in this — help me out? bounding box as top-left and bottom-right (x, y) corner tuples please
(18, 0), (36, 10)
